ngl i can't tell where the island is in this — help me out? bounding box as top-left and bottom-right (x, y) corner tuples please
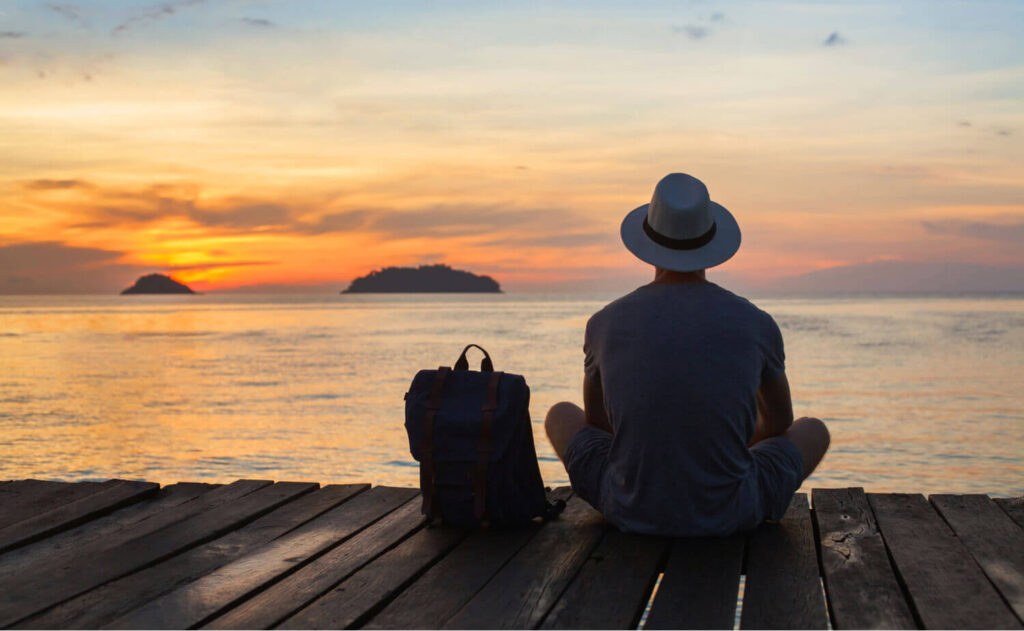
(342, 264), (501, 293)
(120, 273), (196, 295)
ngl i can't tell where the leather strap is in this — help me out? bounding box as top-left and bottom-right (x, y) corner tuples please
(454, 344), (494, 372)
(474, 371), (502, 523)
(420, 366), (450, 519)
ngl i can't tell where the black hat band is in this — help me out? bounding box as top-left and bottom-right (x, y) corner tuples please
(643, 216), (717, 250)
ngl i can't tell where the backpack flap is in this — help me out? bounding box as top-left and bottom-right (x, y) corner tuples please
(405, 369), (530, 464)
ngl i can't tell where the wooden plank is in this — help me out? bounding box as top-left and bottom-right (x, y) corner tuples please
(277, 523), (468, 629)
(104, 486), (418, 630)
(869, 493), (1021, 629)
(0, 482), (216, 582)
(443, 496), (606, 630)
(364, 526), (540, 629)
(0, 480), (158, 554)
(740, 493), (828, 630)
(0, 481), (237, 583)
(363, 488), (574, 630)
(644, 534), (744, 630)
(996, 497), (1024, 530)
(0, 480), (105, 528)
(931, 494), (1024, 624)
(812, 488), (915, 629)
(205, 495), (427, 629)
(0, 479), (298, 628)
(539, 528), (667, 629)
(21, 484), (368, 629)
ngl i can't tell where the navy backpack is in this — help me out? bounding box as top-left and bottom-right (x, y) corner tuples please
(404, 344), (565, 527)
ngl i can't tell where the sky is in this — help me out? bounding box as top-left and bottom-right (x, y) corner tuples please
(0, 0), (1022, 293)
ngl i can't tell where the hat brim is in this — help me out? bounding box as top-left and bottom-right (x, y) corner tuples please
(620, 201), (741, 272)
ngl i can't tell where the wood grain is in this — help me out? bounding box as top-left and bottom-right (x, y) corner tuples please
(0, 480), (105, 529)
(870, 492), (1020, 629)
(812, 488), (915, 629)
(0, 480), (158, 554)
(996, 497), (1024, 530)
(644, 534), (744, 630)
(444, 496), (606, 630)
(104, 486), (418, 630)
(740, 493), (828, 630)
(204, 494), (426, 629)
(278, 524), (467, 629)
(539, 528), (668, 630)
(0, 479), (287, 627)
(931, 494), (1024, 624)
(24, 484), (366, 629)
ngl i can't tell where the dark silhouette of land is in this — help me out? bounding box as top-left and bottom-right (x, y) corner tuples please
(121, 274), (196, 295)
(343, 264), (501, 293)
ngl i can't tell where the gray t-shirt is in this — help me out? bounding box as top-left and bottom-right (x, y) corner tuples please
(584, 281), (785, 535)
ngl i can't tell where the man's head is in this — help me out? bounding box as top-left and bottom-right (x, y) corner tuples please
(621, 173), (741, 272)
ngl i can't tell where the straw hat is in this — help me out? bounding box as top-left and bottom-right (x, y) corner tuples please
(620, 173), (741, 272)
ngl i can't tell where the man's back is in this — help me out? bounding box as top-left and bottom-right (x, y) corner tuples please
(584, 281), (785, 535)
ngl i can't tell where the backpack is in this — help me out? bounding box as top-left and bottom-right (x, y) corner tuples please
(404, 344), (565, 527)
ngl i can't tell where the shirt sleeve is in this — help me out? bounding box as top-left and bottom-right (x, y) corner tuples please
(761, 313), (786, 384)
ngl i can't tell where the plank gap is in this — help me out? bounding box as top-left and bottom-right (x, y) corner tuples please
(635, 572), (663, 630)
(189, 491), (420, 630)
(733, 575), (745, 631)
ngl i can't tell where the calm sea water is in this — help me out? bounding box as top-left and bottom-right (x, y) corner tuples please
(1, 292), (1021, 496)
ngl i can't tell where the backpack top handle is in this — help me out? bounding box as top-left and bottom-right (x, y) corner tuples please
(454, 344), (494, 372)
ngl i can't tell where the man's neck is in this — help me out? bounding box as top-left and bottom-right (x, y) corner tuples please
(651, 267), (707, 285)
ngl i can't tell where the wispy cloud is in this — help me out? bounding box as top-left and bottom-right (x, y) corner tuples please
(0, 31), (27, 39)
(189, 203), (291, 230)
(823, 32), (847, 46)
(672, 24), (709, 40)
(240, 17), (275, 28)
(21, 178), (92, 191)
(111, 0), (206, 36)
(46, 3), (83, 22)
(922, 219), (1024, 243)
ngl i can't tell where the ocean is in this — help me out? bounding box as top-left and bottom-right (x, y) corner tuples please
(1, 292), (1022, 496)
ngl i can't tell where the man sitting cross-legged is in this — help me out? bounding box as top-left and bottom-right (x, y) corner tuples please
(545, 173), (830, 536)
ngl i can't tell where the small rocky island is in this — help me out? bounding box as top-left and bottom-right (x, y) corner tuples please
(342, 264), (501, 293)
(121, 273), (196, 295)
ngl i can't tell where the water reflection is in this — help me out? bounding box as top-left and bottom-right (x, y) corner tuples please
(1, 294), (1022, 495)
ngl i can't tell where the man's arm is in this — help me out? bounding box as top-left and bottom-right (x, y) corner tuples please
(583, 372), (614, 434)
(750, 371), (794, 445)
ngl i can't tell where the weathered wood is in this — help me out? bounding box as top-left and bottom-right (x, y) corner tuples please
(363, 488), (573, 630)
(0, 480), (105, 529)
(444, 496), (605, 630)
(869, 493), (1021, 629)
(0, 479), (158, 554)
(539, 528), (667, 629)
(812, 488), (915, 629)
(23, 484), (367, 629)
(931, 494), (1024, 624)
(104, 486), (418, 630)
(0, 482), (217, 582)
(364, 524), (542, 629)
(0, 479), (298, 628)
(278, 523), (468, 629)
(644, 534), (744, 630)
(996, 497), (1024, 530)
(740, 493), (828, 630)
(205, 495), (426, 629)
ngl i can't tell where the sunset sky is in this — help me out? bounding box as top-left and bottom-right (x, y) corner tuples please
(1, 0), (1021, 293)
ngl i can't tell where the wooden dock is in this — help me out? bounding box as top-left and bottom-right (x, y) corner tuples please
(0, 479), (1021, 629)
